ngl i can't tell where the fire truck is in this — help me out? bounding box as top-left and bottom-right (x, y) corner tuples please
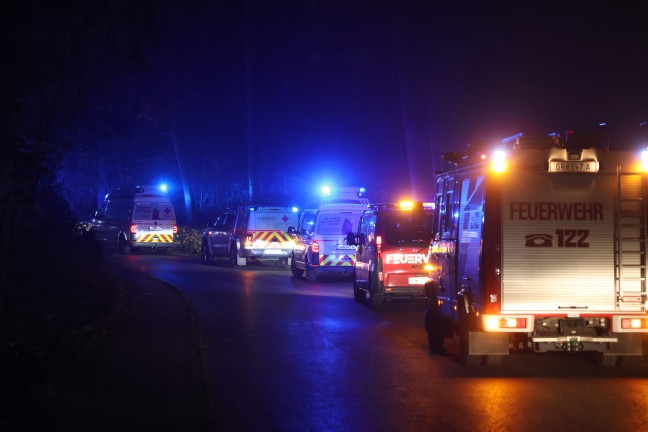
(351, 201), (434, 308)
(291, 186), (368, 281)
(424, 133), (648, 366)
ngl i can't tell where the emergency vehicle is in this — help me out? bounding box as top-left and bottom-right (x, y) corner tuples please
(93, 184), (177, 253)
(351, 201), (434, 308)
(201, 206), (298, 267)
(291, 186), (369, 281)
(424, 133), (648, 366)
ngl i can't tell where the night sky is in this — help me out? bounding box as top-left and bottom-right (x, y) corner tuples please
(6, 0), (648, 216)
(153, 1), (648, 202)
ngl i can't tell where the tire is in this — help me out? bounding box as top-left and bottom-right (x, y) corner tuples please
(306, 268), (317, 282)
(595, 354), (623, 367)
(291, 256), (304, 278)
(458, 303), (481, 366)
(118, 235), (131, 254)
(425, 310), (445, 353)
(367, 273), (383, 309)
(353, 276), (364, 303)
(228, 244), (238, 268)
(201, 242), (213, 264)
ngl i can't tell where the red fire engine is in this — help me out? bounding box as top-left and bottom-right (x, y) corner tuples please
(425, 133), (648, 366)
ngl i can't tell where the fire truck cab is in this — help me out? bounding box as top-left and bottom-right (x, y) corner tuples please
(351, 201), (434, 308)
(425, 133), (648, 366)
(291, 186), (368, 281)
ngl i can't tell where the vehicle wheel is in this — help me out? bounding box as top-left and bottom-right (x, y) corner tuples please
(201, 242), (213, 264)
(228, 244), (238, 268)
(367, 274), (383, 309)
(458, 307), (481, 366)
(483, 355), (502, 366)
(119, 235), (131, 254)
(306, 269), (317, 282)
(353, 277), (364, 303)
(291, 256), (304, 278)
(595, 354), (623, 367)
(425, 310), (445, 353)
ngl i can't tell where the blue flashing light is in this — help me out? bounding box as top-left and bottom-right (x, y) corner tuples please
(321, 185), (332, 196)
(159, 183), (168, 193)
(358, 187), (367, 197)
(292, 207), (299, 213)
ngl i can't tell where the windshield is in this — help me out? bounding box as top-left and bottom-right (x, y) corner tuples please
(316, 211), (360, 236)
(133, 203), (176, 221)
(382, 210), (433, 247)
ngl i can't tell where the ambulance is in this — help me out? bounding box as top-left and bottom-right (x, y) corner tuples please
(291, 186), (369, 281)
(201, 206), (299, 267)
(425, 132), (648, 366)
(93, 184), (177, 253)
(351, 201), (434, 308)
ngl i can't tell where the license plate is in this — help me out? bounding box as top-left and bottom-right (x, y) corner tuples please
(149, 226), (162, 231)
(408, 277), (428, 285)
(549, 160), (599, 173)
(264, 249), (285, 255)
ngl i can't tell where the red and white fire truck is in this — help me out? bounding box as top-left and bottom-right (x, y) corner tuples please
(425, 133), (648, 366)
(352, 201), (434, 308)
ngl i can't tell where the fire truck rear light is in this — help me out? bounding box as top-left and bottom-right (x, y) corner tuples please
(173, 225), (178, 234)
(376, 235), (382, 254)
(483, 315), (528, 331)
(621, 318), (647, 329)
(130, 224), (137, 234)
(312, 241), (319, 253)
(245, 234), (253, 248)
(424, 264), (434, 272)
(378, 271), (383, 281)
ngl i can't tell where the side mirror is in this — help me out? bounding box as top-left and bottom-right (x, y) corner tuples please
(346, 232), (356, 246)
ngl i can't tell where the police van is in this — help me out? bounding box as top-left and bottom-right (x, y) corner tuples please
(93, 184), (177, 253)
(351, 201), (434, 308)
(201, 206), (299, 267)
(291, 186), (369, 281)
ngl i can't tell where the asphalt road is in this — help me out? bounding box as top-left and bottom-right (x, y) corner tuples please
(113, 254), (648, 432)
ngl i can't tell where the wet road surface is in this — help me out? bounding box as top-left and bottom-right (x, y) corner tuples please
(113, 254), (648, 432)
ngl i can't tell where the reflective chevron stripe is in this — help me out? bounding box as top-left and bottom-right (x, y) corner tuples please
(319, 254), (355, 266)
(137, 233), (174, 243)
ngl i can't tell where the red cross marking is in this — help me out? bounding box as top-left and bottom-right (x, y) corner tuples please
(282, 215), (288, 223)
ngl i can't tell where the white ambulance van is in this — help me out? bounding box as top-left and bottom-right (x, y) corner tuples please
(291, 186), (369, 281)
(93, 184), (177, 253)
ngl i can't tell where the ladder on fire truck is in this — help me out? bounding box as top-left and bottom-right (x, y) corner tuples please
(615, 168), (647, 312)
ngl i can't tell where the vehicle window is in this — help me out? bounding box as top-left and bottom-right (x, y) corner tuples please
(253, 212), (298, 231)
(360, 213), (376, 245)
(315, 211), (361, 236)
(214, 214), (227, 230)
(133, 203), (175, 221)
(382, 210), (433, 247)
(105, 201), (131, 219)
(223, 214), (236, 231)
(299, 212), (317, 236)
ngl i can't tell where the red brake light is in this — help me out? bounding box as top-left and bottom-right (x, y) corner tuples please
(312, 241), (320, 253)
(130, 224), (137, 234)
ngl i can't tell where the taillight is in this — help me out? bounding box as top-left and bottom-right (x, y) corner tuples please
(312, 241), (320, 253)
(130, 224), (137, 234)
(245, 234), (253, 248)
(376, 235), (382, 254)
(621, 318), (648, 329)
(483, 315), (527, 331)
(173, 225), (178, 234)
